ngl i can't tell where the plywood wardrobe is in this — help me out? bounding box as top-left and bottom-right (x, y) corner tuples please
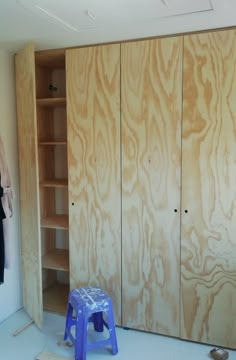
(121, 37), (182, 337)
(181, 30), (236, 349)
(15, 28), (236, 349)
(15, 43), (122, 328)
(66, 44), (122, 324)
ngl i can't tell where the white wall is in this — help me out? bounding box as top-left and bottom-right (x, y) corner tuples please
(0, 49), (22, 323)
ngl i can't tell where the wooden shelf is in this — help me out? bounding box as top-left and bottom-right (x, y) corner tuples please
(42, 249), (69, 271)
(43, 283), (69, 315)
(41, 215), (69, 229)
(37, 97), (66, 107)
(40, 179), (68, 188)
(39, 141), (67, 146)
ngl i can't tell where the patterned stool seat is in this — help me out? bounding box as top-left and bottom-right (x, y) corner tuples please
(64, 286), (118, 360)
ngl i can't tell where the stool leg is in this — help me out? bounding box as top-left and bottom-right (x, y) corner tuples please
(93, 312), (104, 332)
(75, 307), (88, 360)
(64, 302), (73, 341)
(107, 303), (118, 355)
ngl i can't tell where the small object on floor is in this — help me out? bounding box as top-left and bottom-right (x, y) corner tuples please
(12, 319), (34, 336)
(57, 340), (73, 348)
(64, 286), (118, 360)
(35, 351), (72, 360)
(209, 348), (229, 360)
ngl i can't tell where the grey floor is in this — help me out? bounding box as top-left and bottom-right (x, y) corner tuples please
(0, 309), (235, 360)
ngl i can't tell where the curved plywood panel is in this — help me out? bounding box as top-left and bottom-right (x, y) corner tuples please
(66, 44), (121, 324)
(121, 37), (182, 335)
(181, 29), (236, 348)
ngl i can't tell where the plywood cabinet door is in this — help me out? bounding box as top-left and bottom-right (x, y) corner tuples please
(15, 44), (42, 327)
(181, 29), (236, 348)
(66, 45), (121, 324)
(121, 38), (182, 335)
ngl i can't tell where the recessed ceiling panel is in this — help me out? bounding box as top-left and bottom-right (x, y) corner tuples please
(17, 0), (213, 31)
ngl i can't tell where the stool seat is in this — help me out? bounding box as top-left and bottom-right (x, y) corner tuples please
(64, 286), (118, 360)
(70, 287), (110, 313)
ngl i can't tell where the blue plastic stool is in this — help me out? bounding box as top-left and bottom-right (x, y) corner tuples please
(64, 286), (118, 360)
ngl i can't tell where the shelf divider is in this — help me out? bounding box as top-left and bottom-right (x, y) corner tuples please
(42, 249), (69, 271)
(40, 179), (68, 188)
(37, 97), (66, 107)
(39, 141), (67, 146)
(41, 215), (69, 229)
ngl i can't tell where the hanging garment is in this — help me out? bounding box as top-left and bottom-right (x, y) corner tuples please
(0, 182), (5, 284)
(0, 134), (14, 269)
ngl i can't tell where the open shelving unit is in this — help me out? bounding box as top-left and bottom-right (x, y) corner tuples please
(35, 49), (69, 315)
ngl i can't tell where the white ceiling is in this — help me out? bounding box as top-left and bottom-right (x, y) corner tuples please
(0, 0), (236, 52)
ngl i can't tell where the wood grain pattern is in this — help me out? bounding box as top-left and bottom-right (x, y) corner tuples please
(181, 29), (236, 348)
(15, 44), (43, 327)
(66, 44), (121, 324)
(121, 38), (182, 335)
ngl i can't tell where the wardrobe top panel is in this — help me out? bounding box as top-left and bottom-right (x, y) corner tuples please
(34, 26), (236, 69)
